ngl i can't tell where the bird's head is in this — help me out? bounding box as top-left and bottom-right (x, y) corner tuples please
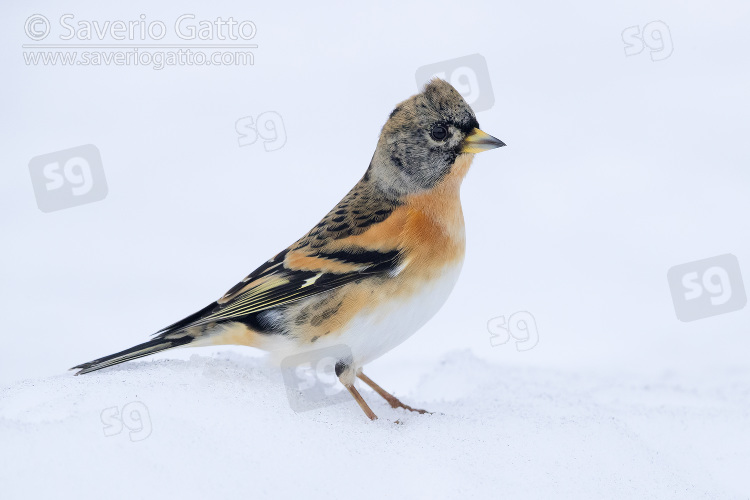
(368, 78), (505, 197)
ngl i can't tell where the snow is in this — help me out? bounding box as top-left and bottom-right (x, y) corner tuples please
(2, 0), (750, 498)
(2, 350), (748, 499)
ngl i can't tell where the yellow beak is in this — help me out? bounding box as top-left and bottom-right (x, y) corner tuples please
(460, 128), (506, 154)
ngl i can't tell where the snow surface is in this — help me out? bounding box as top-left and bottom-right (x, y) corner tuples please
(2, 350), (748, 499)
(3, 0), (750, 498)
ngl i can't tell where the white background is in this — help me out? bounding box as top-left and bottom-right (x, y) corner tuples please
(1, 1), (749, 498)
(2, 0), (748, 385)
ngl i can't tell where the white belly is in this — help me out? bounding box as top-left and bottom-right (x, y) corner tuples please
(325, 262), (464, 367)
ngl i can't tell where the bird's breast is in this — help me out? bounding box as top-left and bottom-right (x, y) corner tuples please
(274, 189), (467, 365)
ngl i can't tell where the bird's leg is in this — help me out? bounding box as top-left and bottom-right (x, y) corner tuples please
(336, 360), (378, 420)
(357, 372), (431, 414)
(344, 384), (378, 420)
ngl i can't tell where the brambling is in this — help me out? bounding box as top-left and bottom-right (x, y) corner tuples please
(72, 79), (505, 420)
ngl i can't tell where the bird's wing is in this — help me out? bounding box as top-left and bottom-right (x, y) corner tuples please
(211, 246), (401, 320)
(151, 245), (401, 336)
(153, 178), (405, 335)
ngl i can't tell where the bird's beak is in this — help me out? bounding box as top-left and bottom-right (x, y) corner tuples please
(460, 128), (506, 153)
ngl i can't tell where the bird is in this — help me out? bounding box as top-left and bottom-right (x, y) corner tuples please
(71, 78), (505, 420)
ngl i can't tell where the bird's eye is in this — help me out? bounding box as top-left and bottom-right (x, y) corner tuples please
(430, 124), (449, 141)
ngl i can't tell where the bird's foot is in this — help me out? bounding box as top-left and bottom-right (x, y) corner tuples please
(382, 393), (432, 414)
(356, 372), (432, 415)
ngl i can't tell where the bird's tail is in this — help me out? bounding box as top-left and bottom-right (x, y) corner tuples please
(70, 335), (194, 375)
